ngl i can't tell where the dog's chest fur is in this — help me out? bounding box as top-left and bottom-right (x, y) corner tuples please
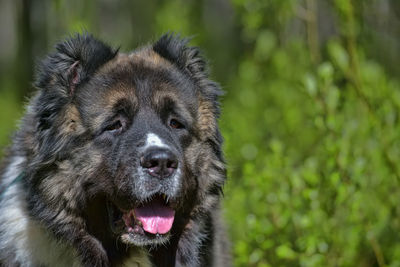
(0, 156), (151, 267)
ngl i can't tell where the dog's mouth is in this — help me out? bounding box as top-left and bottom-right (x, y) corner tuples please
(106, 194), (175, 246)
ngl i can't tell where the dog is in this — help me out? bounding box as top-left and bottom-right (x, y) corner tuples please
(0, 33), (230, 266)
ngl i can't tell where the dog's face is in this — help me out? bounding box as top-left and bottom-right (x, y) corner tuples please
(26, 34), (225, 253)
(78, 50), (199, 246)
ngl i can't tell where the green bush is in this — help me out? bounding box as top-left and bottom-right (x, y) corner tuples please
(222, 1), (400, 266)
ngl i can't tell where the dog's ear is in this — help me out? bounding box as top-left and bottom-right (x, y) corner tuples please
(153, 34), (206, 78)
(152, 34), (223, 97)
(36, 33), (117, 96)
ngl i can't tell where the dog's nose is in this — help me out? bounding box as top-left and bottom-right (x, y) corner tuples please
(140, 148), (178, 178)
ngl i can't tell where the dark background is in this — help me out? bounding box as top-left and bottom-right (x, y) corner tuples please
(1, 0), (400, 266)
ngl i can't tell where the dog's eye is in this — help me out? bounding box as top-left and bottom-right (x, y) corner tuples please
(169, 119), (185, 129)
(105, 120), (123, 133)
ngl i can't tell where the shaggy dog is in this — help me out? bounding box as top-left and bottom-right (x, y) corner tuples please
(0, 34), (230, 266)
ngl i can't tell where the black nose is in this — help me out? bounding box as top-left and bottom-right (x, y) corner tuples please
(140, 148), (178, 178)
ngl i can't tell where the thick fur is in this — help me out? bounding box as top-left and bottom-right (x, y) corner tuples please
(0, 33), (230, 267)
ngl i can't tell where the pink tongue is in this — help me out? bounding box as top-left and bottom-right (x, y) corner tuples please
(134, 201), (175, 234)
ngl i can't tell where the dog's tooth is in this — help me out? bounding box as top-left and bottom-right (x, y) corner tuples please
(133, 225), (144, 235)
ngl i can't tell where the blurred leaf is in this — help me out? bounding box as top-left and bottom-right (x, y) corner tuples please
(276, 244), (297, 260)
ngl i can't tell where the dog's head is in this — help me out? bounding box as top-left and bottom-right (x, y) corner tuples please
(25, 34), (225, 249)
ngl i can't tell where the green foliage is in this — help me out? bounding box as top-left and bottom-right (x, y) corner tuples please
(0, 84), (22, 157)
(222, 1), (400, 266)
(1, 0), (400, 266)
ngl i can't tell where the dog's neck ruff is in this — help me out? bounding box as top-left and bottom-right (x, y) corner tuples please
(0, 172), (25, 200)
